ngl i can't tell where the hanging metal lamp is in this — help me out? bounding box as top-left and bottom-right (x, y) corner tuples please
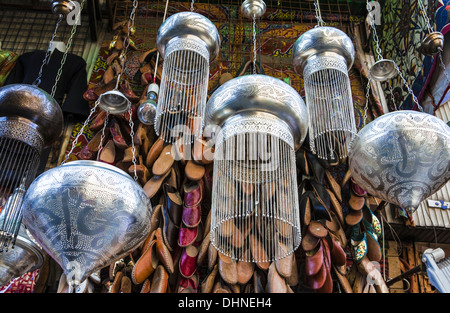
(0, 214), (44, 287)
(292, 26), (357, 161)
(19, 0), (153, 293)
(348, 110), (450, 214)
(205, 74), (309, 262)
(0, 84), (64, 251)
(154, 11), (220, 145)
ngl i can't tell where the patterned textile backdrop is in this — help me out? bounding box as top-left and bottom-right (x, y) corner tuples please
(64, 1), (373, 162)
(375, 0), (440, 111)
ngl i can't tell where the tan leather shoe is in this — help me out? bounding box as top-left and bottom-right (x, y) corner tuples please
(150, 265), (169, 293)
(155, 227), (174, 274)
(131, 240), (158, 285)
(218, 253), (238, 285)
(185, 160), (205, 181)
(237, 249), (254, 285)
(266, 262), (287, 293)
(140, 279), (151, 293)
(249, 234), (270, 270)
(146, 138), (164, 168)
(152, 144), (174, 176)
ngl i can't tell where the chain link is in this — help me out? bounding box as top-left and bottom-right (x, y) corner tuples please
(392, 62), (423, 111)
(252, 14), (257, 74)
(313, 0), (325, 27)
(61, 100), (100, 165)
(51, 0), (86, 98)
(98, 112), (110, 153)
(191, 0), (195, 11)
(388, 83), (398, 111)
(363, 77), (371, 126)
(33, 14), (64, 86)
(417, 0), (434, 34)
(128, 106), (138, 182)
(366, 0), (383, 61)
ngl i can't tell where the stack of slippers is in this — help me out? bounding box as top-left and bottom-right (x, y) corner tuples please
(302, 221), (348, 293)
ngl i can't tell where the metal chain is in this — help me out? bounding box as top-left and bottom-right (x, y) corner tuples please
(417, 0), (434, 34)
(363, 77), (372, 126)
(32, 14), (64, 86)
(389, 83), (398, 111)
(392, 62), (423, 111)
(128, 106), (138, 182)
(51, 0), (86, 98)
(98, 112), (110, 152)
(366, 0), (383, 61)
(61, 100), (100, 165)
(313, 0), (325, 27)
(190, 0), (195, 11)
(252, 14), (257, 74)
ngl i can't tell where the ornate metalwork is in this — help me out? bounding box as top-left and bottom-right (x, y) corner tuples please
(349, 110), (450, 213)
(21, 160), (153, 291)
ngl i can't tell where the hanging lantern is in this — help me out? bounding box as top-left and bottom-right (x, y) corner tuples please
(154, 11), (220, 146)
(348, 110), (450, 213)
(21, 160), (153, 292)
(0, 216), (44, 287)
(205, 74), (309, 262)
(292, 26), (357, 161)
(52, 1), (77, 17)
(0, 84), (64, 250)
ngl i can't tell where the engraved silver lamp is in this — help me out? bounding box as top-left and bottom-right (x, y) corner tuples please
(205, 74), (309, 262)
(348, 110), (450, 214)
(154, 11), (220, 146)
(292, 26), (357, 161)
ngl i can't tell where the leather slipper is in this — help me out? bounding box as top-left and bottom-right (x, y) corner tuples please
(131, 240), (158, 285)
(152, 144), (174, 176)
(146, 138), (164, 168)
(349, 192), (365, 211)
(143, 170), (171, 199)
(308, 221), (328, 238)
(275, 241), (293, 279)
(301, 230), (320, 252)
(218, 254), (238, 285)
(249, 233), (270, 270)
(326, 188), (344, 225)
(208, 242), (218, 271)
(150, 265), (169, 293)
(325, 170), (342, 202)
(345, 208), (363, 226)
(185, 160), (205, 181)
(179, 245), (199, 279)
(178, 225), (198, 247)
(266, 262), (287, 293)
(305, 241), (324, 276)
(237, 249), (254, 285)
(155, 227), (175, 274)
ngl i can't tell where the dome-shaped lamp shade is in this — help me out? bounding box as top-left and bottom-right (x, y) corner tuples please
(205, 74), (309, 263)
(21, 160), (153, 292)
(0, 84), (63, 250)
(154, 11), (220, 146)
(293, 26), (357, 162)
(349, 110), (450, 213)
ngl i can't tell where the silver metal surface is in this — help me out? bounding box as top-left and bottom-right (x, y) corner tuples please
(0, 84), (64, 149)
(52, 1), (77, 17)
(349, 110), (450, 213)
(156, 11), (220, 62)
(292, 26), (355, 74)
(206, 74), (306, 262)
(97, 89), (131, 115)
(21, 160), (153, 291)
(205, 74), (309, 150)
(241, 0), (266, 19)
(0, 218), (44, 287)
(292, 27), (357, 160)
(419, 31), (445, 56)
(369, 59), (397, 82)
